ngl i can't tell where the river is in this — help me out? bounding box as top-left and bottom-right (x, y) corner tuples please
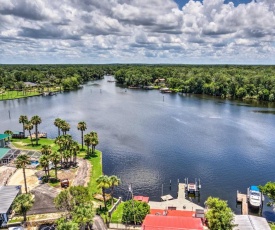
(1, 77), (275, 218)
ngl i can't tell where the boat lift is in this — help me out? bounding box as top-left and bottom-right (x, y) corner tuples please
(184, 178), (201, 197)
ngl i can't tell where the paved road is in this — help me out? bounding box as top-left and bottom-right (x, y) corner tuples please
(93, 215), (108, 230)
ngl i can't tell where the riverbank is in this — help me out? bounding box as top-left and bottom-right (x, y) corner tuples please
(0, 87), (62, 101)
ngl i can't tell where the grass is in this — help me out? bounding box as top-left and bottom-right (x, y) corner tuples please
(110, 202), (124, 223)
(0, 90), (41, 101)
(12, 137), (59, 151)
(0, 87), (62, 101)
(86, 149), (102, 195)
(270, 223), (275, 230)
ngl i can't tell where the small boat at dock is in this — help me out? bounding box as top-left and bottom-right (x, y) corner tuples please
(248, 185), (264, 208)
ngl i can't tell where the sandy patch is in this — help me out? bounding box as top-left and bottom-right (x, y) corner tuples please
(0, 166), (17, 185)
(8, 168), (39, 192)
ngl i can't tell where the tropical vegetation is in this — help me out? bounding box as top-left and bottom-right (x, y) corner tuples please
(205, 197), (235, 230)
(121, 200), (150, 225)
(12, 193), (34, 222)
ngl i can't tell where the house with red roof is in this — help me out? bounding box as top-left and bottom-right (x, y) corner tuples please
(142, 209), (204, 230)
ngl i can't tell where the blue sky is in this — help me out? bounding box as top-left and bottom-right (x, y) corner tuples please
(0, 0), (274, 64)
(175, 0), (253, 8)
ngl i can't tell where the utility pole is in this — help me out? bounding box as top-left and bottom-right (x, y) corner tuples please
(129, 184), (136, 225)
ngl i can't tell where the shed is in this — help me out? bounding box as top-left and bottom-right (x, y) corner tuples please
(142, 215), (203, 230)
(0, 185), (21, 227)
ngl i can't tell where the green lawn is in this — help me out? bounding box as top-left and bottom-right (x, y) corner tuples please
(86, 150), (102, 195)
(12, 138), (59, 152)
(0, 87), (62, 101)
(110, 202), (124, 223)
(270, 223), (275, 230)
(0, 91), (41, 101)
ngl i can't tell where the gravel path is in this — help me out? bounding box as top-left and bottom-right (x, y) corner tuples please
(72, 158), (91, 186)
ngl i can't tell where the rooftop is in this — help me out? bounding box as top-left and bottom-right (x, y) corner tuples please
(233, 215), (270, 230)
(133, 196), (149, 203)
(0, 148), (10, 160)
(150, 209), (195, 217)
(0, 185), (21, 213)
(0, 134), (9, 140)
(142, 215), (203, 230)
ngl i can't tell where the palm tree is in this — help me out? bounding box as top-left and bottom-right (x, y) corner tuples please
(57, 221), (79, 230)
(24, 122), (34, 146)
(96, 175), (110, 209)
(4, 130), (13, 142)
(55, 136), (65, 166)
(77, 121), (87, 150)
(109, 175), (121, 205)
(71, 141), (80, 166)
(84, 134), (92, 156)
(41, 145), (52, 156)
(50, 151), (61, 180)
(60, 120), (70, 135)
(54, 118), (63, 137)
(31, 115), (42, 145)
(39, 154), (50, 179)
(72, 204), (94, 230)
(19, 115), (28, 137)
(15, 154), (31, 193)
(90, 131), (99, 155)
(12, 193), (34, 222)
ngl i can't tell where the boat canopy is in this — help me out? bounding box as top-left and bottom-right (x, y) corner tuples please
(250, 185), (260, 191)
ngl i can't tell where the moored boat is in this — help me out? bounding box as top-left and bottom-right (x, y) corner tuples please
(248, 185), (263, 208)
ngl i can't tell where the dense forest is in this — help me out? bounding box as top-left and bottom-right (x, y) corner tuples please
(115, 65), (275, 101)
(1, 64), (275, 101)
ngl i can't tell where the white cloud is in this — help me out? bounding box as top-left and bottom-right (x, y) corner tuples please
(0, 0), (274, 64)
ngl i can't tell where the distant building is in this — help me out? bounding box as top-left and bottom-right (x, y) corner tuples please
(24, 82), (37, 87)
(0, 185), (21, 227)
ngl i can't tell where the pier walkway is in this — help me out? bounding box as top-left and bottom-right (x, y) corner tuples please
(149, 183), (203, 211)
(237, 191), (248, 215)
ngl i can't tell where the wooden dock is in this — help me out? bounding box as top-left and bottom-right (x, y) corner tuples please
(178, 183), (186, 198)
(237, 191), (248, 215)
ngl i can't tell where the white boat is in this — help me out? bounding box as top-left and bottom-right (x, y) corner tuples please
(248, 185), (263, 208)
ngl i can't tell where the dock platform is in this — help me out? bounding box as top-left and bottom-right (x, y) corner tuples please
(149, 183), (203, 211)
(237, 191), (248, 215)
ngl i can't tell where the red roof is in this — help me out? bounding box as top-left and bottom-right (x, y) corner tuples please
(142, 215), (203, 230)
(150, 209), (195, 217)
(133, 196), (149, 203)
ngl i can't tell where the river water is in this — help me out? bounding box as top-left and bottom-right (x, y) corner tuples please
(1, 77), (275, 218)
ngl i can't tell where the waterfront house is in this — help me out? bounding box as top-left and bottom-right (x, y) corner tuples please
(142, 209), (204, 230)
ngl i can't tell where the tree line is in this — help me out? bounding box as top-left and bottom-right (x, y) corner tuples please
(114, 65), (275, 102)
(1, 64), (275, 101)
(0, 64), (108, 91)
